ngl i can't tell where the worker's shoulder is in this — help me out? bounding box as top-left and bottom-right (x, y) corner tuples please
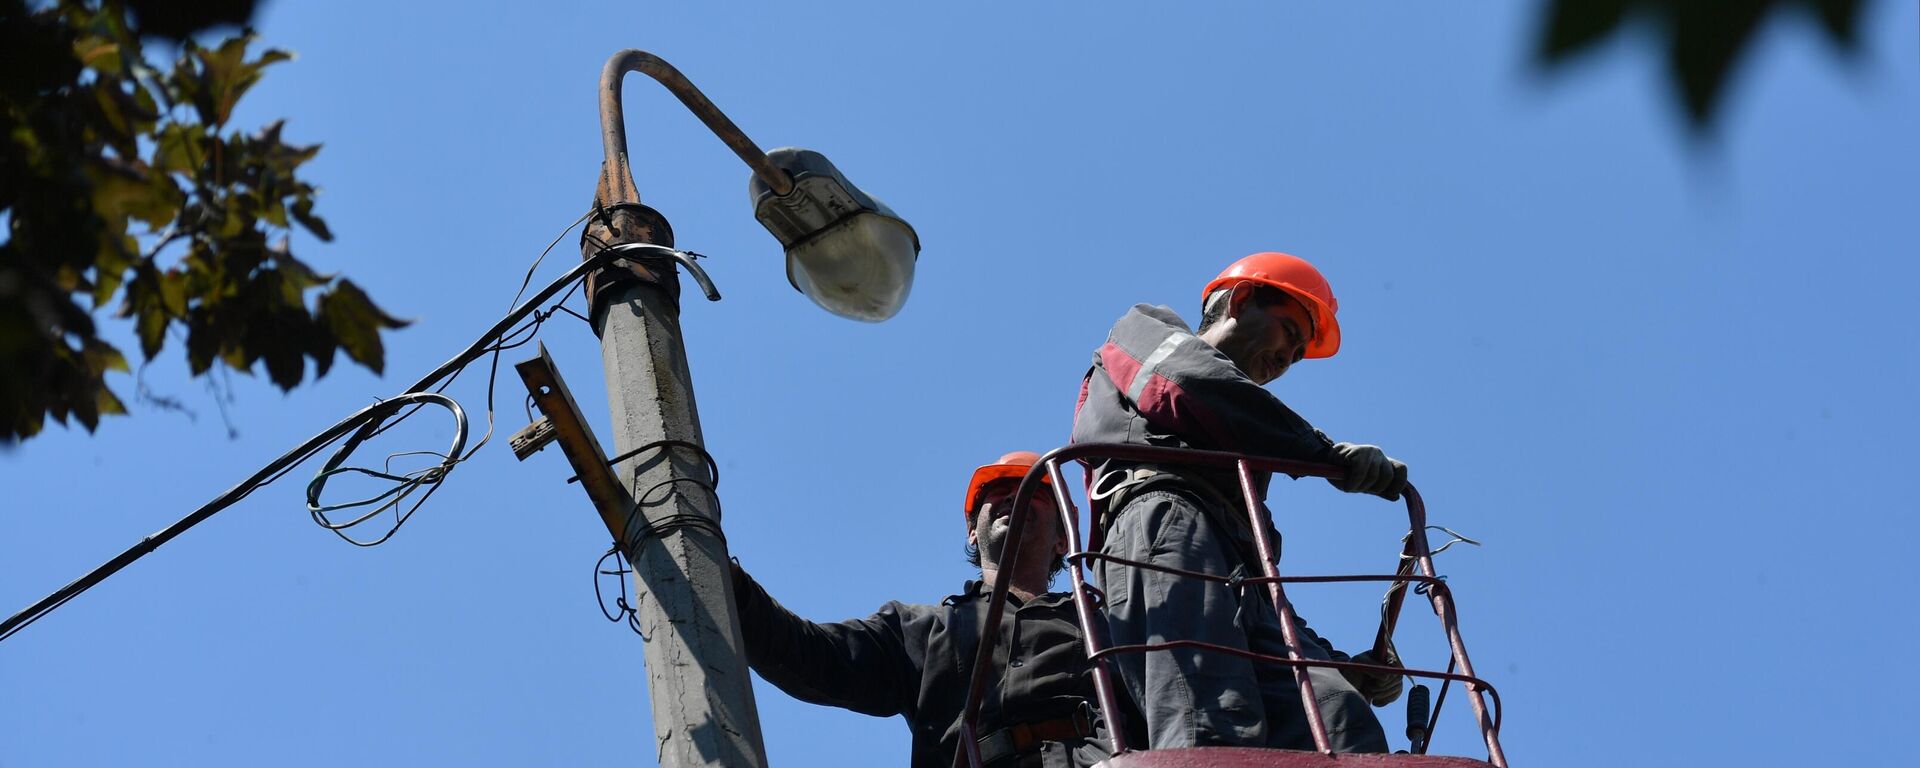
(1109, 303), (1191, 336)
(857, 582), (991, 637)
(1029, 590), (1078, 610)
(1124, 303), (1187, 325)
(866, 581), (982, 620)
(935, 579), (990, 607)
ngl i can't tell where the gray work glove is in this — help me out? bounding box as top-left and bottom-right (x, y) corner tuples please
(1329, 442), (1408, 501)
(1343, 649), (1406, 706)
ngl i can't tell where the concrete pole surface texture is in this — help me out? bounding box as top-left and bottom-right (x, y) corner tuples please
(585, 209), (768, 768)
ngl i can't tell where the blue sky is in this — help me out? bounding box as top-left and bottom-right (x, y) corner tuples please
(4, 2), (1916, 765)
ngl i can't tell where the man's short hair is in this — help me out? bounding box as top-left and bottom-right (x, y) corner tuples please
(1197, 284), (1297, 333)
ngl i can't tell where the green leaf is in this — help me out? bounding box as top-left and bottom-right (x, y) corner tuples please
(73, 388), (101, 431)
(222, 344), (252, 373)
(126, 266), (171, 359)
(96, 385), (129, 418)
(318, 280), (408, 375)
(212, 191), (249, 239)
(185, 311), (222, 375)
(90, 163), (181, 232)
(92, 342), (132, 375)
(92, 267), (127, 309)
(136, 302), (168, 359)
(92, 232), (138, 307)
(157, 269), (189, 315)
(188, 35), (290, 126)
(1536, 0), (1630, 61)
(261, 330), (305, 390)
(132, 83), (160, 133)
(274, 248), (326, 290)
(1667, 1), (1769, 125)
(290, 198), (333, 241)
(307, 328), (338, 379)
(153, 123), (208, 175)
(262, 197), (289, 228)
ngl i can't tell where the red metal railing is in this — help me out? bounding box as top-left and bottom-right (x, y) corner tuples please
(954, 444), (1507, 768)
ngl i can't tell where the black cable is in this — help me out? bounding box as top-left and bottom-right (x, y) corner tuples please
(2, 392), (459, 643)
(1, 239), (694, 644)
(594, 546), (646, 638)
(586, 439), (725, 640)
(358, 210), (591, 446)
(305, 394), (466, 546)
(572, 439), (720, 491)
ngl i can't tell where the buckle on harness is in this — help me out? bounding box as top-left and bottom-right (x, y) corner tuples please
(974, 700), (1096, 766)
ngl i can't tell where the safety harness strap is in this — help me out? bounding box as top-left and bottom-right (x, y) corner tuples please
(974, 700), (1095, 766)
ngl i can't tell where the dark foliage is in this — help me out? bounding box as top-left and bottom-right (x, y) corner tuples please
(1537, 0), (1865, 130)
(1, 0), (405, 443)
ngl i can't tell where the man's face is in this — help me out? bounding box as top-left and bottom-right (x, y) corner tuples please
(1223, 290), (1314, 385)
(970, 480), (1065, 572)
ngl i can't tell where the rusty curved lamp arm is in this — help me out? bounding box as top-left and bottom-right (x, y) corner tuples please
(598, 49), (794, 205)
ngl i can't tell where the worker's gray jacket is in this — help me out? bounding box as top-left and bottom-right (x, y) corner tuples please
(732, 565), (1102, 768)
(1071, 303), (1340, 516)
(1068, 304), (1390, 752)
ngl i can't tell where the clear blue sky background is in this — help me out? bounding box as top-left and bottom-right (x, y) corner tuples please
(5, 2), (1916, 765)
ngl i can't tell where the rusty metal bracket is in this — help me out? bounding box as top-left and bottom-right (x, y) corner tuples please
(583, 50), (787, 322)
(595, 49), (792, 208)
(514, 342), (633, 541)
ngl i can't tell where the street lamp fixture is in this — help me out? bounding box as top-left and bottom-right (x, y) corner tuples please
(751, 147), (919, 321)
(595, 50), (918, 321)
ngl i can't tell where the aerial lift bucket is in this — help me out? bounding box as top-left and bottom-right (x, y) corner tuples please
(955, 444), (1507, 768)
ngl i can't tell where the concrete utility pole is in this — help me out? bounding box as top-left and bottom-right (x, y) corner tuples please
(574, 49), (918, 767)
(587, 228), (765, 768)
(582, 54), (767, 768)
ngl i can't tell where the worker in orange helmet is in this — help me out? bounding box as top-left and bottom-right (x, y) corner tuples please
(1070, 252), (1405, 753)
(730, 451), (1111, 767)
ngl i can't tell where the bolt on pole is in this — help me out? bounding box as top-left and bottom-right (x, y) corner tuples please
(581, 51), (773, 768)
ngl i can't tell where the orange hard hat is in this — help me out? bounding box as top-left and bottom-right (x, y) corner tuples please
(963, 451), (1052, 521)
(1202, 252), (1342, 359)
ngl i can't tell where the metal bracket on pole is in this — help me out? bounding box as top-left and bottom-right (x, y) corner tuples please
(513, 342), (634, 539)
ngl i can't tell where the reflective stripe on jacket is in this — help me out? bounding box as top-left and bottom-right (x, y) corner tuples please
(1070, 304), (1338, 521)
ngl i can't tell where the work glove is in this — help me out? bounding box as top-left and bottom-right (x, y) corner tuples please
(1329, 442), (1408, 501)
(1343, 649), (1406, 707)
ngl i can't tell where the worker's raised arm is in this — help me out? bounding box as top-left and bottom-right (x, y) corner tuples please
(730, 561), (918, 718)
(1091, 305), (1339, 464)
(1078, 304), (1409, 499)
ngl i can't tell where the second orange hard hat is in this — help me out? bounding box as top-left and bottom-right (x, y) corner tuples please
(1203, 252), (1342, 359)
(962, 451), (1051, 522)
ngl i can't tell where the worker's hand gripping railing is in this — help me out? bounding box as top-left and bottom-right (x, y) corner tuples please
(953, 444), (1506, 768)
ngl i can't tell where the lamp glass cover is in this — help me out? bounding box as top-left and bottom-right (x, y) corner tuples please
(785, 212), (916, 322)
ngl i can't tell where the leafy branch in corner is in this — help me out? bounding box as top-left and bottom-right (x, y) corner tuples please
(1, 0), (407, 443)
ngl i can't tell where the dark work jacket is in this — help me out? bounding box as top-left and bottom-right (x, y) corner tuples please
(1070, 304), (1340, 524)
(732, 566), (1102, 768)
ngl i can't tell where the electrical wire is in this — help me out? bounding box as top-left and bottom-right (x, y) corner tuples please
(0, 220), (694, 643)
(1375, 524), (1484, 688)
(301, 211), (596, 547)
(595, 546), (647, 638)
(584, 439), (724, 639)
